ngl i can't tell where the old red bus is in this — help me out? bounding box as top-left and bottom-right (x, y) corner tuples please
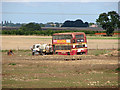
(52, 32), (87, 55)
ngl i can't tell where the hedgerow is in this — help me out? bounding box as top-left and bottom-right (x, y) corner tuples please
(1, 29), (106, 36)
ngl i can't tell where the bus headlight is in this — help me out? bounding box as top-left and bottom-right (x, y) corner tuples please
(82, 44), (87, 48)
(85, 44), (87, 48)
(81, 39), (84, 42)
(77, 48), (84, 52)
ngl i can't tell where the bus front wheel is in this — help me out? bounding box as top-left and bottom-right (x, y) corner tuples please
(67, 52), (70, 55)
(77, 52), (83, 55)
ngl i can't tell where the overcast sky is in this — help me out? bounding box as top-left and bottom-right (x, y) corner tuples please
(1, 1), (119, 24)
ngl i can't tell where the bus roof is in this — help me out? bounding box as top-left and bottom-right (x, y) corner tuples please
(53, 32), (85, 36)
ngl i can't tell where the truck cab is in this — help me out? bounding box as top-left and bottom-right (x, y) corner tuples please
(31, 44), (53, 55)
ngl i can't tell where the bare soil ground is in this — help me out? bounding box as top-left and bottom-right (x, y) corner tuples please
(2, 49), (119, 88)
(1, 35), (118, 50)
(1, 35), (119, 88)
(1, 35), (52, 50)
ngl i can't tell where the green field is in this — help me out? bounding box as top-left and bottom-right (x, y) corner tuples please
(87, 36), (120, 39)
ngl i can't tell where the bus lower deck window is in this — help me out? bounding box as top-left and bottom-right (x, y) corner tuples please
(55, 45), (71, 50)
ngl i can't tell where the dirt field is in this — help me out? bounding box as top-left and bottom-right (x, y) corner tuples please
(1, 35), (118, 50)
(2, 49), (119, 88)
(1, 35), (119, 88)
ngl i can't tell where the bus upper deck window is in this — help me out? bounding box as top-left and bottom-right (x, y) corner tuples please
(53, 36), (57, 40)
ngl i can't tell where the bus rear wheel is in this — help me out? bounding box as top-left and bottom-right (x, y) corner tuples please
(67, 52), (70, 55)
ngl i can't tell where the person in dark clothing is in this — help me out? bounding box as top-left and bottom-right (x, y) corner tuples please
(7, 50), (14, 55)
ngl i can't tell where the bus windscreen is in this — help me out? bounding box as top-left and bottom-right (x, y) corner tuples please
(75, 34), (84, 38)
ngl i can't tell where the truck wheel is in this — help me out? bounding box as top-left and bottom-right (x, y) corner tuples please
(32, 52), (35, 55)
(45, 51), (46, 55)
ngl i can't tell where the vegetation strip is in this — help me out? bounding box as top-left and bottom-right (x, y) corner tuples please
(87, 37), (120, 39)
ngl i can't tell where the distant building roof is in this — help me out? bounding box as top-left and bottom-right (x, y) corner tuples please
(89, 25), (98, 27)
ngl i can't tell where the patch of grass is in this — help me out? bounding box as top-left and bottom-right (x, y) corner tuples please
(43, 66), (48, 69)
(28, 38), (52, 39)
(88, 49), (112, 55)
(8, 63), (16, 65)
(117, 49), (120, 51)
(87, 34), (96, 36)
(18, 50), (31, 52)
(115, 68), (120, 72)
(87, 37), (120, 39)
(27, 53), (32, 56)
(1, 50), (16, 52)
(1, 50), (31, 53)
(0, 50), (9, 52)
(95, 53), (99, 56)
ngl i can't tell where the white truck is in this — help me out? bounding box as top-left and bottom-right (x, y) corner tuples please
(31, 44), (53, 55)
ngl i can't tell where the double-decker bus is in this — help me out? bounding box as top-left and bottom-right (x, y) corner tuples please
(52, 32), (87, 55)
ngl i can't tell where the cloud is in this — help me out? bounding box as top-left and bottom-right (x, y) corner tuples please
(2, 0), (120, 2)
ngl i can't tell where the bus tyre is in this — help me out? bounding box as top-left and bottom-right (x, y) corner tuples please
(80, 52), (83, 55)
(67, 52), (70, 55)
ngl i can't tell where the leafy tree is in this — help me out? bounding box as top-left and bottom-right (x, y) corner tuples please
(96, 11), (120, 36)
(55, 22), (60, 27)
(61, 19), (89, 27)
(89, 23), (95, 26)
(40, 23), (45, 27)
(20, 22), (41, 31)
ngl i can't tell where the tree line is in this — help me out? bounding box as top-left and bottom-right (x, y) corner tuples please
(1, 21), (103, 35)
(1, 21), (62, 28)
(1, 29), (106, 36)
(1, 11), (120, 36)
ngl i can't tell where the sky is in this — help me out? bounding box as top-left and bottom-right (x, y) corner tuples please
(2, 0), (120, 2)
(1, 1), (119, 24)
